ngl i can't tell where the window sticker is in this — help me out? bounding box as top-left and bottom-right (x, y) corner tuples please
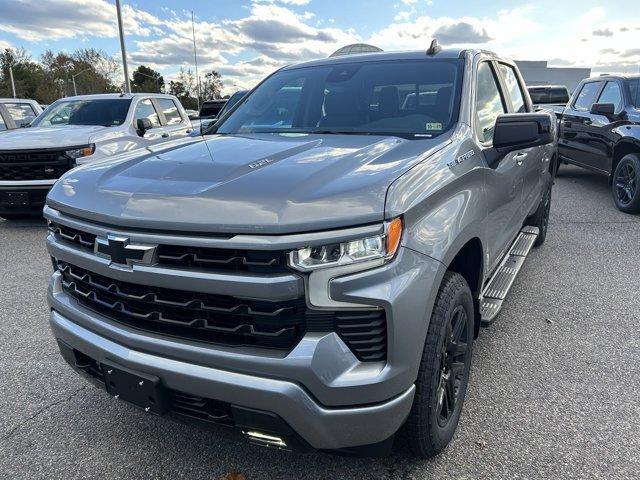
(426, 122), (443, 131)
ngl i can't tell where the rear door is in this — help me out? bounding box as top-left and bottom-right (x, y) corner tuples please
(153, 98), (191, 141)
(586, 80), (625, 172)
(559, 80), (606, 172)
(496, 62), (545, 217)
(476, 61), (524, 268)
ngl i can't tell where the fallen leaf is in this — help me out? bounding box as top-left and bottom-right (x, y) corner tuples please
(476, 440), (487, 450)
(221, 472), (247, 480)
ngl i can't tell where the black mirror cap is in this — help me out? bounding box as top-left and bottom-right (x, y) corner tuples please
(493, 113), (553, 152)
(136, 118), (152, 135)
(590, 102), (615, 116)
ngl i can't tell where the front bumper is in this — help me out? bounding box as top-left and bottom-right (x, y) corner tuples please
(0, 181), (54, 213)
(50, 309), (415, 450)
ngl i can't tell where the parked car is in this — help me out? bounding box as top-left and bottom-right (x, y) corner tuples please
(44, 46), (555, 457)
(0, 98), (42, 131)
(189, 99), (228, 133)
(0, 93), (192, 218)
(558, 74), (640, 213)
(527, 85), (570, 118)
(190, 91), (250, 136)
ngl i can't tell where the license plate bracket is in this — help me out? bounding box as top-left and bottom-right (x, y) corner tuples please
(101, 361), (169, 414)
(5, 191), (29, 206)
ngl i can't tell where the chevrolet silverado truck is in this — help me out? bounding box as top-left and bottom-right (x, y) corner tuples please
(558, 74), (640, 213)
(45, 45), (556, 457)
(0, 93), (191, 218)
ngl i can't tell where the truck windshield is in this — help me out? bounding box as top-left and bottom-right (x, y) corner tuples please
(215, 59), (464, 138)
(628, 79), (640, 108)
(32, 99), (132, 127)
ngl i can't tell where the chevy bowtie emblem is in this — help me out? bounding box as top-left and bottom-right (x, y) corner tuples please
(94, 234), (158, 266)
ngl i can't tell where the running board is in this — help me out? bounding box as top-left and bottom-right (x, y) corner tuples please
(480, 226), (539, 326)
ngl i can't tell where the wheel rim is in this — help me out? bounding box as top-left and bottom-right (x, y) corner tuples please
(615, 163), (637, 206)
(436, 305), (469, 427)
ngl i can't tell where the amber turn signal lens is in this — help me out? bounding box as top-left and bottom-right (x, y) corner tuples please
(386, 218), (403, 256)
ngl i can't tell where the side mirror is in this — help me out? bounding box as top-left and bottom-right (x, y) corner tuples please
(590, 103), (615, 116)
(493, 113), (553, 151)
(136, 118), (152, 136)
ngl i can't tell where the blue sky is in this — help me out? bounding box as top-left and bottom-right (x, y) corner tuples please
(0, 0), (638, 93)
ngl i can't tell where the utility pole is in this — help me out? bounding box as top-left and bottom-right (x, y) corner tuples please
(9, 65), (17, 98)
(191, 11), (201, 110)
(72, 67), (93, 96)
(116, 0), (131, 93)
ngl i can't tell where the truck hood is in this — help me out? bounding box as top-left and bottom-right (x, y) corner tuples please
(47, 132), (450, 234)
(0, 125), (108, 150)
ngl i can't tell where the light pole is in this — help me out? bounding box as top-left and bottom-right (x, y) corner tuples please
(191, 11), (201, 110)
(72, 67), (93, 96)
(9, 65), (16, 98)
(116, 0), (131, 93)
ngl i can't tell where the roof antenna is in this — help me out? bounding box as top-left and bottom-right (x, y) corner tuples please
(427, 38), (442, 56)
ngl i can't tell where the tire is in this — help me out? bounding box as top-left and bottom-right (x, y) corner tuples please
(401, 271), (474, 458)
(526, 178), (552, 247)
(612, 153), (640, 214)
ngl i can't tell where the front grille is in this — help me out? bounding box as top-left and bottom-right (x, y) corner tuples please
(56, 260), (387, 360)
(0, 149), (73, 181)
(58, 261), (307, 350)
(48, 222), (288, 274)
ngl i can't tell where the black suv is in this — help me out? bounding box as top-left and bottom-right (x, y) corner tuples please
(558, 74), (640, 213)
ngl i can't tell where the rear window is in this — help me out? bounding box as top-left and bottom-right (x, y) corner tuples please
(528, 87), (569, 105)
(5, 103), (37, 127)
(199, 102), (225, 118)
(156, 98), (183, 125)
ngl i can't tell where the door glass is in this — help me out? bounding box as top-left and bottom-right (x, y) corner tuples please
(475, 62), (506, 143)
(134, 99), (160, 127)
(597, 82), (623, 113)
(498, 64), (527, 113)
(5, 103), (37, 127)
(573, 82), (603, 111)
(0, 113), (6, 131)
(156, 99), (183, 125)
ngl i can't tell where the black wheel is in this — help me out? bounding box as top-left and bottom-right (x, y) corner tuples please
(612, 154), (640, 214)
(401, 272), (474, 458)
(526, 178), (552, 246)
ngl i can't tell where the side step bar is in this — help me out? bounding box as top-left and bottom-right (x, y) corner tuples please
(480, 226), (539, 326)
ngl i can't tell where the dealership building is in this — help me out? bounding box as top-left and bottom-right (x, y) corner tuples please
(515, 60), (591, 94)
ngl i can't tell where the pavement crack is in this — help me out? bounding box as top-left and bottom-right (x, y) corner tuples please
(2, 385), (89, 441)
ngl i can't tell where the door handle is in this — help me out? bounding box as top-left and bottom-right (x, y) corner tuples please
(514, 152), (528, 165)
(161, 133), (169, 138)
(584, 119), (592, 125)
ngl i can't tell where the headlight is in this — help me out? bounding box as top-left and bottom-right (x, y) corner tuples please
(65, 144), (95, 160)
(288, 218), (403, 272)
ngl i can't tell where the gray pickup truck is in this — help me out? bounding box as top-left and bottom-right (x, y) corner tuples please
(44, 45), (556, 457)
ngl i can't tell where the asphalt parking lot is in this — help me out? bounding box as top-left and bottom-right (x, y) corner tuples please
(1, 164), (639, 480)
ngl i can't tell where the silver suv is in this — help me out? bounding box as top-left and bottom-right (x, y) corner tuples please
(45, 47), (556, 457)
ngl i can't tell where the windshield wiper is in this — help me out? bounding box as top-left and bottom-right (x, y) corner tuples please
(310, 130), (374, 135)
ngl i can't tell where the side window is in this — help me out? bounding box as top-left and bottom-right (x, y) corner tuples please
(156, 98), (183, 125)
(134, 99), (160, 127)
(498, 64), (527, 113)
(475, 62), (506, 143)
(573, 82), (603, 111)
(597, 82), (623, 113)
(5, 103), (37, 127)
(0, 112), (7, 131)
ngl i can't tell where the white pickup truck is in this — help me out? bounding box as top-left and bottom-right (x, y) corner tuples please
(0, 93), (192, 218)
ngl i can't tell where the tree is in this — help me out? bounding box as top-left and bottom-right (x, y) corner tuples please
(131, 65), (165, 93)
(201, 70), (223, 101)
(168, 67), (198, 110)
(0, 48), (47, 100)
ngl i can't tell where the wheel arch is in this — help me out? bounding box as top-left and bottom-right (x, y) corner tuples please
(610, 139), (640, 184)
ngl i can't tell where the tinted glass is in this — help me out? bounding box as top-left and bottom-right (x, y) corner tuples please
(475, 62), (506, 143)
(0, 113), (6, 131)
(199, 102), (224, 118)
(5, 103), (37, 127)
(549, 88), (569, 103)
(156, 98), (182, 125)
(597, 82), (623, 112)
(574, 82), (603, 111)
(217, 59), (464, 138)
(218, 90), (248, 117)
(628, 79), (640, 108)
(528, 87), (569, 105)
(134, 99), (160, 127)
(499, 64), (526, 113)
(33, 99), (131, 127)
